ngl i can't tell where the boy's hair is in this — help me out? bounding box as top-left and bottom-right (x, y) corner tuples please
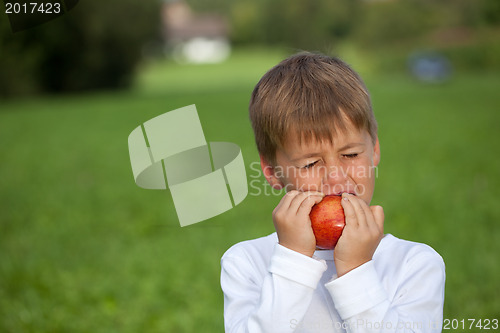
(249, 52), (377, 165)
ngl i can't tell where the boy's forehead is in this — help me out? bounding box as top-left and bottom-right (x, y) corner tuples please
(289, 119), (363, 146)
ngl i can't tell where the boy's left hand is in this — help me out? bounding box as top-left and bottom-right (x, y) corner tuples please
(334, 193), (384, 277)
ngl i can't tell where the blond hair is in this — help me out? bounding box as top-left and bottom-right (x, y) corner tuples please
(249, 52), (377, 165)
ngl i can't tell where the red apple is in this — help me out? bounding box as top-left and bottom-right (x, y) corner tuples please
(309, 195), (345, 250)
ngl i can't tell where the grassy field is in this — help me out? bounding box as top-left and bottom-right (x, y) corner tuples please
(1, 48), (499, 332)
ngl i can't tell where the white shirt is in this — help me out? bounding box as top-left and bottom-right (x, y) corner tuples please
(221, 233), (445, 333)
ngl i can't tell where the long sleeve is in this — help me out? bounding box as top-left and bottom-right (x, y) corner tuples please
(221, 233), (445, 333)
(325, 245), (446, 332)
(221, 243), (327, 333)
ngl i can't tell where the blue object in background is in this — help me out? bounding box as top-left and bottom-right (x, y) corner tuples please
(408, 51), (452, 83)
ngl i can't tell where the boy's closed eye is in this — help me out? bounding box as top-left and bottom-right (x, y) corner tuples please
(342, 153), (359, 159)
(301, 160), (320, 169)
(300, 153), (359, 169)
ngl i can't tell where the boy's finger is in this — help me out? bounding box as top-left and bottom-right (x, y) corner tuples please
(370, 205), (385, 232)
(280, 190), (300, 208)
(273, 190), (299, 217)
(359, 198), (376, 227)
(289, 191), (324, 214)
(297, 193), (324, 217)
(344, 193), (367, 227)
(341, 193), (359, 227)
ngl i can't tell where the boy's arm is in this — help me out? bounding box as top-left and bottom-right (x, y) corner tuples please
(326, 250), (445, 332)
(221, 243), (327, 333)
(221, 191), (326, 333)
(329, 194), (445, 332)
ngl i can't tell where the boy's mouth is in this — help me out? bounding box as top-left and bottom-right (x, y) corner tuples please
(329, 191), (356, 196)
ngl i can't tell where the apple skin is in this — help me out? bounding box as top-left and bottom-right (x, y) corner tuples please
(309, 195), (346, 250)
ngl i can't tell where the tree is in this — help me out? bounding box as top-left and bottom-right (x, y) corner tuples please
(0, 0), (159, 96)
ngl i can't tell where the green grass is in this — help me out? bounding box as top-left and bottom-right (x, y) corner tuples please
(1, 48), (499, 332)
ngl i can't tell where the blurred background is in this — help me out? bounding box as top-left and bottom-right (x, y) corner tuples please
(1, 0), (499, 331)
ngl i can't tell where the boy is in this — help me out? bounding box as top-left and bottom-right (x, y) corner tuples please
(221, 52), (445, 332)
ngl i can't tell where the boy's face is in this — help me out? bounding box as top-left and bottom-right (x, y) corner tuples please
(261, 121), (380, 205)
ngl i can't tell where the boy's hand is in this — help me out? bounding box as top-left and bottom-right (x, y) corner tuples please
(273, 190), (325, 257)
(334, 193), (384, 277)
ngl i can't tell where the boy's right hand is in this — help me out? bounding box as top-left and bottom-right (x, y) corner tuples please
(272, 190), (325, 258)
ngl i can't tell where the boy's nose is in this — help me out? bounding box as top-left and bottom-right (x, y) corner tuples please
(322, 163), (349, 194)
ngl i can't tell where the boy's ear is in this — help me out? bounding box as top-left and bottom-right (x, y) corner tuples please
(260, 155), (284, 190)
(373, 136), (381, 167)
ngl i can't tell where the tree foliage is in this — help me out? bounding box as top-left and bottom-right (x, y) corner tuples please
(190, 0), (500, 57)
(1, 0), (499, 96)
(0, 0), (159, 96)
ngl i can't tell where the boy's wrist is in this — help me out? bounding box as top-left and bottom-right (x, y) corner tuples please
(278, 241), (315, 258)
(325, 260), (387, 320)
(334, 258), (370, 277)
(271, 243), (327, 289)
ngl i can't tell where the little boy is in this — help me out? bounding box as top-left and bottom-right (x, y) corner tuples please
(221, 52), (445, 332)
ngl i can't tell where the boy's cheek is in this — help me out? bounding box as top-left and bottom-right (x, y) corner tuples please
(349, 163), (378, 180)
(282, 177), (323, 193)
(297, 183), (323, 192)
